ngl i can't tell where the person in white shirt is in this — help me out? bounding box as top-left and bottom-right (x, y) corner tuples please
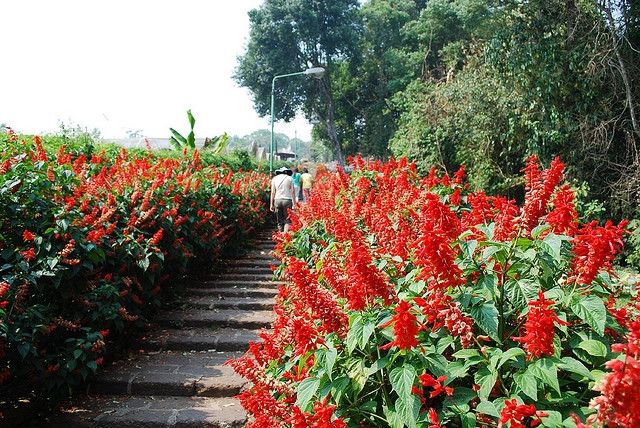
(270, 167), (297, 232)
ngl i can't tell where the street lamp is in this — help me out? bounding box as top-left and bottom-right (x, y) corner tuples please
(270, 67), (325, 173)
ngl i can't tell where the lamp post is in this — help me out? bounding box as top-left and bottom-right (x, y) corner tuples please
(270, 67), (325, 173)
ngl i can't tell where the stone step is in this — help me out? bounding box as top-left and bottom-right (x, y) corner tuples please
(191, 280), (282, 289)
(208, 273), (276, 281)
(221, 259), (279, 268)
(243, 250), (277, 259)
(138, 328), (261, 352)
(91, 352), (245, 398)
(51, 395), (246, 427)
(218, 266), (274, 274)
(180, 296), (275, 311)
(158, 309), (274, 329)
(186, 286), (278, 298)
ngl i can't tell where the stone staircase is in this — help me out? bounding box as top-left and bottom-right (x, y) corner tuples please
(48, 230), (278, 428)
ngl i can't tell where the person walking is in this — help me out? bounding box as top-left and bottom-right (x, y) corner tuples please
(301, 168), (313, 201)
(292, 167), (303, 202)
(270, 167), (296, 233)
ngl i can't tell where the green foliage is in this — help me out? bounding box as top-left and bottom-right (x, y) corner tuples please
(0, 132), (269, 397)
(203, 132), (229, 155)
(169, 109), (196, 150)
(231, 158), (637, 426)
(387, 0), (640, 216)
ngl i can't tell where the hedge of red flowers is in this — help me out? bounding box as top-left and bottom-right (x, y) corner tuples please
(229, 156), (639, 427)
(0, 130), (269, 396)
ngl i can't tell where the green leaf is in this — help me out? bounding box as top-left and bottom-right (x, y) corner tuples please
(506, 279), (540, 311)
(530, 358), (560, 395)
(346, 314), (364, 354)
(325, 345), (337, 379)
(389, 364), (417, 403)
(330, 376), (350, 403)
(366, 356), (390, 376)
(570, 295), (606, 336)
(444, 387), (476, 409)
(169, 128), (187, 144)
(513, 370), (538, 400)
(137, 256), (150, 271)
(558, 357), (594, 380)
(47, 257), (59, 270)
(187, 131), (196, 149)
(361, 318), (376, 349)
(475, 400), (499, 418)
(542, 233), (563, 259)
(531, 224), (551, 239)
(187, 109), (195, 129)
(169, 136), (182, 150)
(395, 395), (420, 428)
(498, 347), (525, 368)
(577, 340), (607, 357)
(453, 349), (481, 359)
(474, 366), (497, 401)
(295, 377), (320, 412)
(540, 410), (563, 428)
(470, 303), (499, 341)
(478, 274), (498, 299)
(460, 412), (477, 428)
(383, 405), (404, 428)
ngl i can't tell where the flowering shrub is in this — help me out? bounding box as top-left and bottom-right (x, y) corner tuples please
(0, 130), (269, 395)
(229, 155), (639, 427)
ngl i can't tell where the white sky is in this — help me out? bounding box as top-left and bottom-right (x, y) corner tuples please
(0, 1), (312, 140)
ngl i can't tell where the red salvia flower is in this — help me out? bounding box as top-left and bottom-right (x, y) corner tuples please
(344, 241), (394, 309)
(428, 408), (442, 428)
(20, 248), (36, 261)
(380, 300), (421, 350)
(513, 292), (568, 359)
(0, 282), (9, 298)
(520, 156), (565, 234)
(22, 230), (35, 242)
(418, 373), (454, 398)
(569, 220), (627, 286)
(498, 399), (547, 428)
(546, 185), (578, 236)
(590, 319), (640, 427)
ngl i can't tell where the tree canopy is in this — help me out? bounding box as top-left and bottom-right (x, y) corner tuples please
(237, 0), (639, 216)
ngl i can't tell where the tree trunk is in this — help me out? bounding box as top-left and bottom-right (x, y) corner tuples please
(604, 0), (640, 138)
(320, 76), (345, 166)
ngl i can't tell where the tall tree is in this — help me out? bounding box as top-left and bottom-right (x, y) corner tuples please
(235, 0), (361, 165)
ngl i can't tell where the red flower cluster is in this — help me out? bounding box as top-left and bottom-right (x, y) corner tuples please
(513, 292), (568, 359)
(545, 185), (578, 236)
(498, 399), (547, 428)
(380, 300), (421, 350)
(344, 242), (394, 309)
(569, 220), (627, 286)
(415, 292), (474, 348)
(590, 319), (640, 427)
(519, 156), (565, 234)
(418, 373), (453, 398)
(289, 399), (347, 428)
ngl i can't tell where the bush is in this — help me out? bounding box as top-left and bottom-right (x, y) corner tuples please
(0, 130), (269, 397)
(229, 156), (639, 427)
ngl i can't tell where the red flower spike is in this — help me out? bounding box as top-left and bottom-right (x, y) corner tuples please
(512, 292), (568, 360)
(590, 319), (640, 427)
(380, 300), (421, 350)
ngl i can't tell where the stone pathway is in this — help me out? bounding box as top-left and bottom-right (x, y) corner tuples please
(48, 230), (277, 428)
